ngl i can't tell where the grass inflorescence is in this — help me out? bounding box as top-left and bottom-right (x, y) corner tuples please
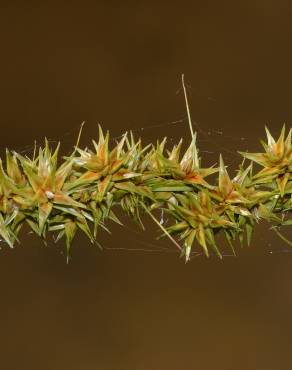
(0, 124), (291, 262)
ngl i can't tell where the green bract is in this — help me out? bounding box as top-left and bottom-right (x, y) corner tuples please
(0, 125), (291, 262)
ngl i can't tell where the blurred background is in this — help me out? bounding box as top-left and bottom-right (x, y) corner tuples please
(0, 1), (292, 369)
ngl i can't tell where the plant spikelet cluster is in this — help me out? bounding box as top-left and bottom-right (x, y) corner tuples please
(0, 125), (291, 262)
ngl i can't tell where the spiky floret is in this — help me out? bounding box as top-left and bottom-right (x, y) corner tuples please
(239, 125), (292, 195)
(0, 124), (291, 262)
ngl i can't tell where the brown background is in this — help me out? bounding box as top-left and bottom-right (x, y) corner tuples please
(0, 1), (292, 370)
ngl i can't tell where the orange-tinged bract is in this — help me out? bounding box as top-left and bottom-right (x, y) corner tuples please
(0, 124), (291, 262)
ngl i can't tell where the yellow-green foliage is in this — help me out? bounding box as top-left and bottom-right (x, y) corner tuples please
(0, 125), (291, 262)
